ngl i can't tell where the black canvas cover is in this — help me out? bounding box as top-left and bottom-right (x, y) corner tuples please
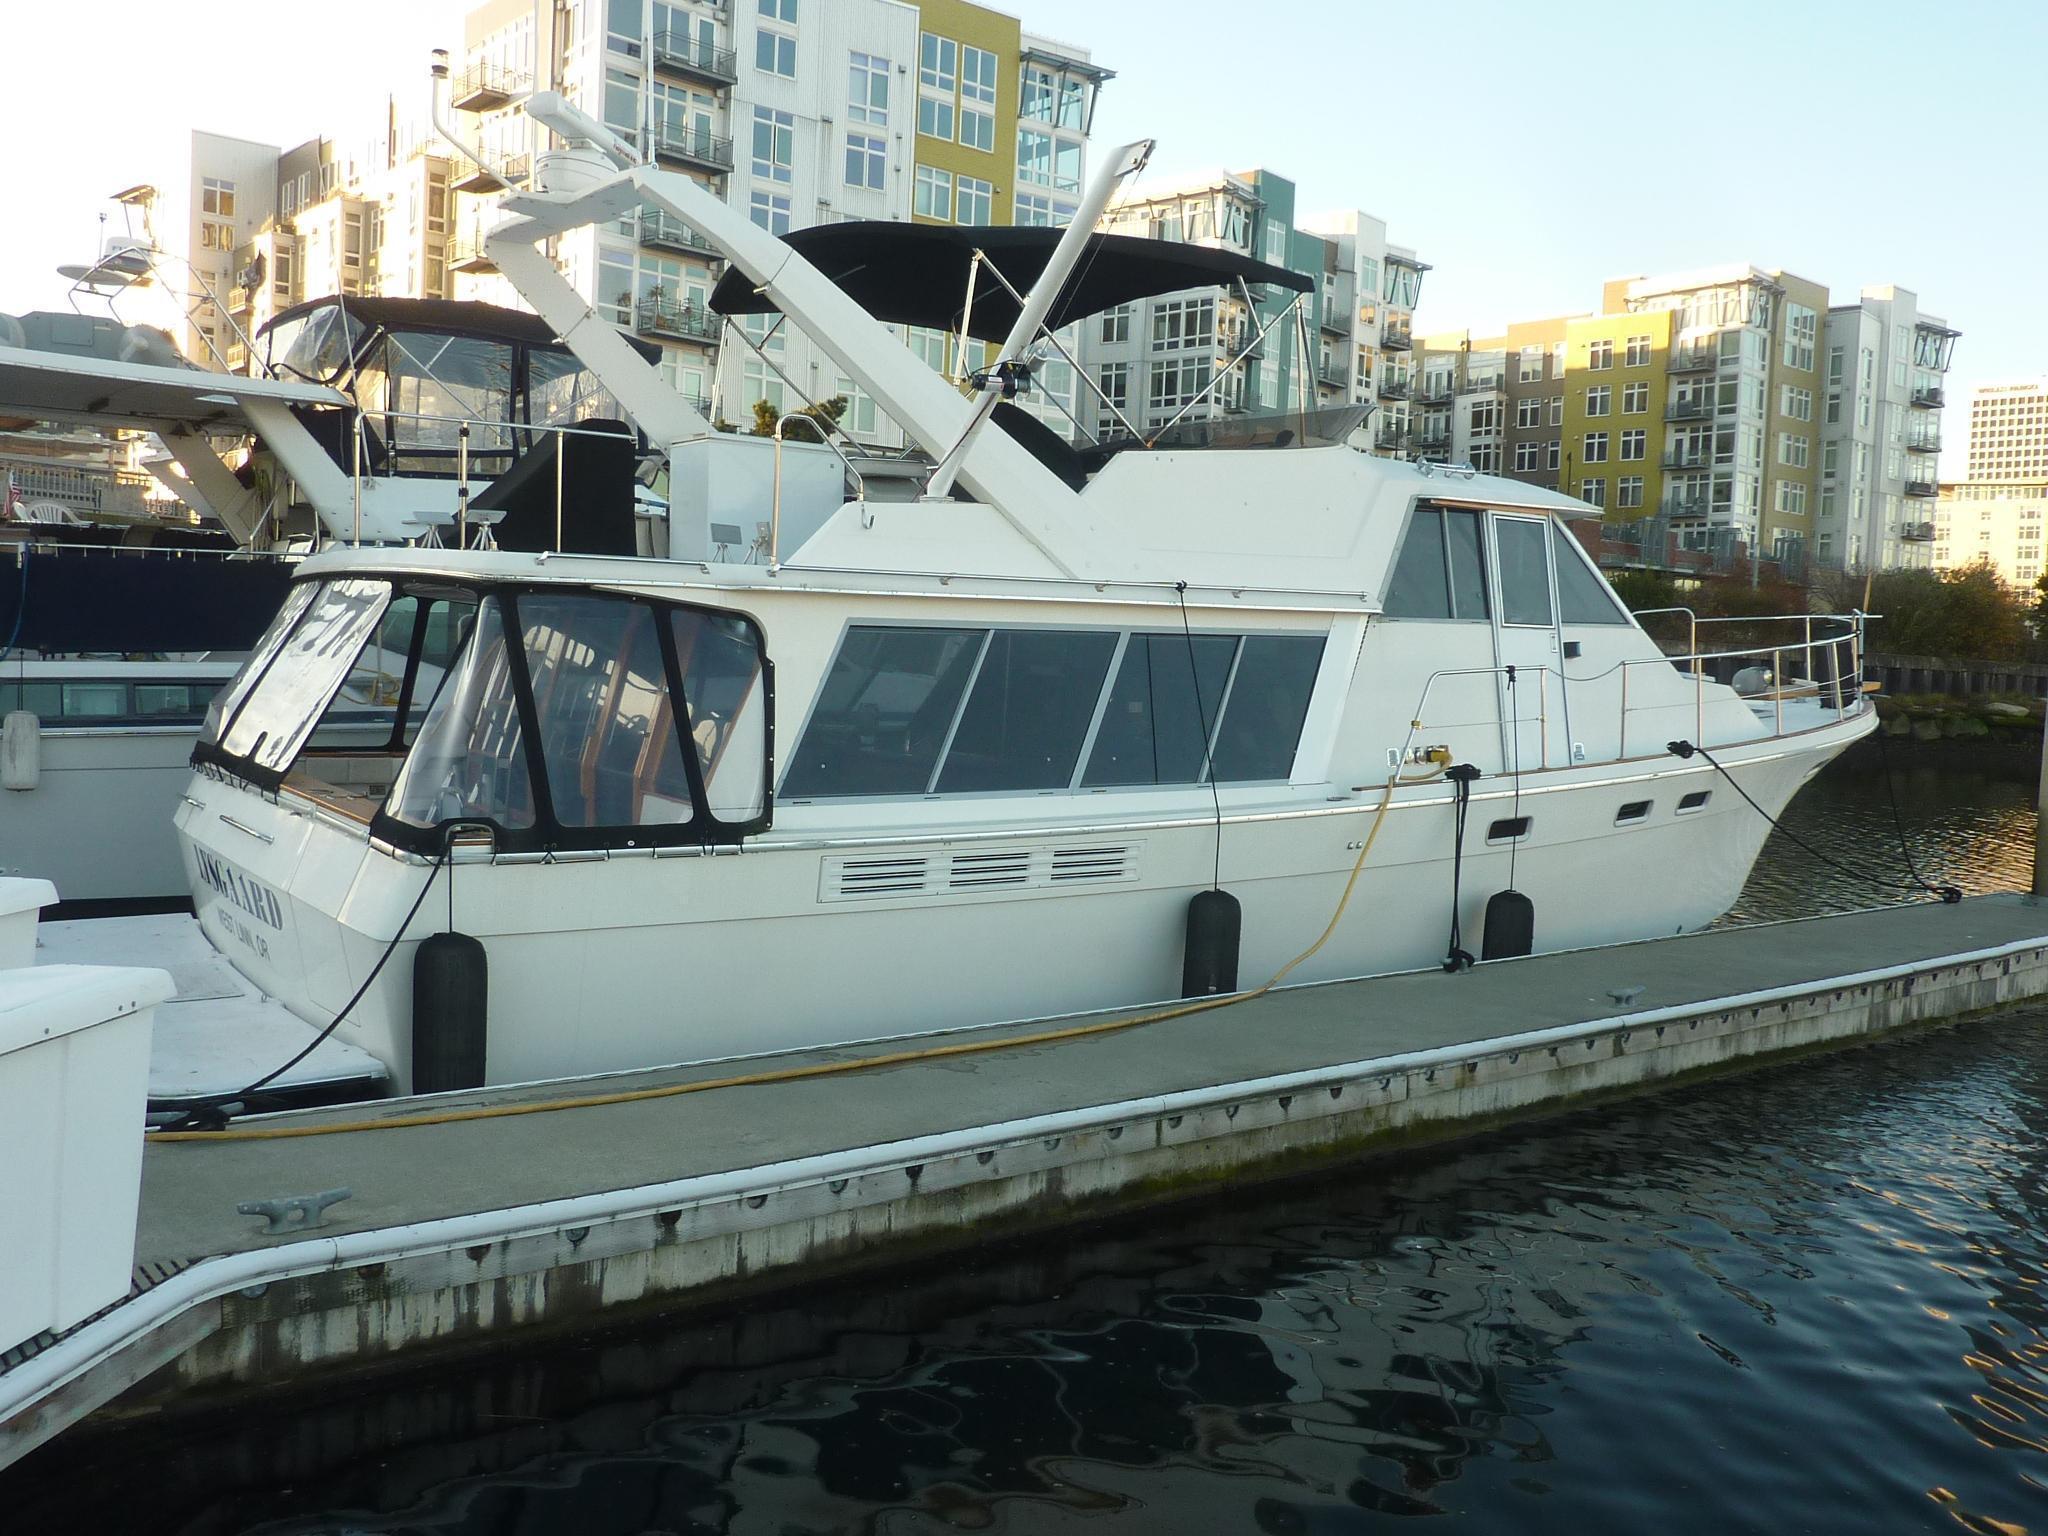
(0, 545), (296, 653)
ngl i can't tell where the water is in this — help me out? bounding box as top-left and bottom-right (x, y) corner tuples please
(10, 740), (2048, 1534)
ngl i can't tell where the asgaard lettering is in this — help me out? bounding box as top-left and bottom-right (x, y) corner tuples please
(194, 847), (285, 930)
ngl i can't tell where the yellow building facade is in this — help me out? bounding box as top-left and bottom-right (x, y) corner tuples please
(909, 0), (1021, 226)
(1560, 308), (1672, 522)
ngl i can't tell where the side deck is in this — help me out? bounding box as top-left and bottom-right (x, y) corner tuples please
(6, 893), (2048, 1467)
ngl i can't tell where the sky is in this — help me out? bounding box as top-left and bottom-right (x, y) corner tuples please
(5, 0), (2039, 479)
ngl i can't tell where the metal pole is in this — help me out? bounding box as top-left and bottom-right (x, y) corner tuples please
(350, 415), (363, 546)
(554, 426), (565, 553)
(770, 422), (783, 570)
(457, 422), (470, 550)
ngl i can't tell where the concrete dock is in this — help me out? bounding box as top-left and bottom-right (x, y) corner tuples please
(6, 892), (2048, 1467)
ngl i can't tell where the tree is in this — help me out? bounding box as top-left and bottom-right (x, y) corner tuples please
(1851, 560), (2031, 661)
(749, 395), (848, 439)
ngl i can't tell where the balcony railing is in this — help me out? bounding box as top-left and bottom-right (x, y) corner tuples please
(447, 236), (496, 274)
(1661, 492), (1714, 519)
(1667, 349), (1717, 373)
(1317, 363), (1348, 388)
(650, 29), (738, 84)
(649, 123), (734, 173)
(452, 64), (527, 112)
(1378, 379), (1411, 401)
(1911, 385), (1945, 408)
(1661, 448), (1710, 469)
(1899, 521), (1936, 542)
(452, 154), (528, 195)
(638, 210), (720, 258)
(1412, 430), (1451, 454)
(1664, 399), (1713, 422)
(634, 294), (723, 343)
(1415, 383), (1455, 405)
(1376, 425), (1410, 450)
(1906, 431), (1942, 454)
(1319, 307), (1349, 337)
(1905, 479), (1940, 499)
(1381, 323), (1413, 351)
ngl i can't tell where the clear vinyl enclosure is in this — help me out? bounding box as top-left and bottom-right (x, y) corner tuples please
(195, 578), (773, 852)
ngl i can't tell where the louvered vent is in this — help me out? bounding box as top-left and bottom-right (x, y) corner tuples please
(825, 854), (933, 899)
(948, 849), (1033, 889)
(1049, 844), (1132, 884)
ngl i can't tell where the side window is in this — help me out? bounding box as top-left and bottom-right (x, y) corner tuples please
(672, 608), (769, 823)
(1082, 633), (1236, 787)
(1209, 635), (1324, 781)
(305, 593), (416, 750)
(1444, 509), (1490, 620)
(387, 597), (538, 831)
(0, 681), (62, 717)
(783, 626), (985, 798)
(935, 630), (1119, 793)
(1383, 508), (1450, 618)
(1495, 517), (1554, 627)
(1551, 521), (1630, 625)
(219, 579), (393, 772)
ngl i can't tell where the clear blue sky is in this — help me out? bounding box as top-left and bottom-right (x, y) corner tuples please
(7, 0), (2037, 474)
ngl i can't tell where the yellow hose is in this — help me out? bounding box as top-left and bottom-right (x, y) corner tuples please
(152, 769), (1418, 1144)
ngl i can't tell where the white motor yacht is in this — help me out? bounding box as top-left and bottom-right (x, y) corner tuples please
(168, 106), (1876, 1097)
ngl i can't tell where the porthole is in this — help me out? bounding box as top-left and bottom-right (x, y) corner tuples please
(1676, 790), (1711, 814)
(1615, 800), (1652, 824)
(1486, 815), (1532, 843)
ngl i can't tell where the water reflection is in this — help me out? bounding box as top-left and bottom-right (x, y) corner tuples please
(8, 742), (2048, 1534)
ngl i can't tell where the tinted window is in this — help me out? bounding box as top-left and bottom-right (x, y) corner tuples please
(1082, 633), (1237, 787)
(1383, 509), (1450, 618)
(783, 627), (985, 798)
(134, 684), (199, 717)
(1552, 521), (1630, 624)
(1209, 635), (1325, 782)
(1496, 517), (1554, 627)
(673, 608), (768, 822)
(936, 630), (1119, 793)
(0, 681), (61, 717)
(1446, 509), (1490, 620)
(60, 683), (127, 718)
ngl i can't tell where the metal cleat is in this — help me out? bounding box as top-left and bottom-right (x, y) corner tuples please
(237, 1187), (352, 1234)
(1607, 986), (1646, 1006)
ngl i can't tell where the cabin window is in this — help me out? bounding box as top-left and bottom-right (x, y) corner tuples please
(1551, 522), (1630, 625)
(787, 625), (1327, 799)
(0, 679), (225, 723)
(1208, 635), (1325, 782)
(387, 596), (538, 831)
(1082, 633), (1236, 786)
(935, 630), (1119, 793)
(1495, 517), (1554, 628)
(1615, 800), (1652, 824)
(781, 626), (985, 798)
(1486, 815), (1532, 843)
(673, 608), (770, 823)
(216, 579), (393, 773)
(1677, 790), (1711, 813)
(1383, 507), (1488, 621)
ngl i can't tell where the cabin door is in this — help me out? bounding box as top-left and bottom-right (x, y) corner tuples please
(1488, 514), (1563, 773)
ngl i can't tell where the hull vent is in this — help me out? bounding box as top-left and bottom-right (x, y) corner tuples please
(822, 841), (1140, 902)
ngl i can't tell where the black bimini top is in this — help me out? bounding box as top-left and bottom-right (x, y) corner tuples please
(257, 296), (662, 362)
(709, 224), (1313, 344)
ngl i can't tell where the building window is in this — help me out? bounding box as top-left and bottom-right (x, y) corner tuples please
(607, 0), (643, 56)
(845, 132), (885, 190)
(1624, 334), (1651, 368)
(849, 51), (889, 124)
(1623, 382), (1649, 414)
(918, 33), (956, 140)
(1585, 385), (1611, 417)
(1100, 304), (1131, 345)
(1546, 440), (1561, 471)
(1778, 432), (1811, 468)
(1587, 339), (1613, 370)
(1782, 385), (1813, 422)
(1515, 397), (1541, 429)
(1152, 297), (1215, 351)
(913, 165), (951, 220)
(749, 190), (791, 235)
(756, 0), (797, 77)
(1617, 476), (1645, 509)
(1784, 303), (1818, 371)
(201, 177), (236, 218)
(1015, 192), (1054, 226)
(1148, 355), (1212, 413)
(955, 174), (992, 224)
(1775, 479), (1809, 517)
(1583, 432), (1609, 463)
(1550, 397), (1564, 426)
(1514, 441), (1541, 472)
(1518, 345), (1544, 383)
(959, 44), (997, 152)
(1470, 400), (1502, 433)
(752, 107), (794, 183)
(1620, 429), (1646, 461)
(1099, 361), (1129, 411)
(199, 220), (232, 251)
(1580, 478), (1607, 508)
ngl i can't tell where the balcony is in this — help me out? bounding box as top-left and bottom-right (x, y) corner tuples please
(638, 210), (721, 259)
(1316, 362), (1348, 389)
(1911, 385), (1945, 408)
(1667, 349), (1717, 373)
(447, 236), (496, 274)
(1900, 521), (1936, 542)
(1906, 431), (1942, 454)
(1381, 322), (1413, 352)
(1660, 448), (1709, 470)
(1664, 399), (1713, 422)
(452, 154), (528, 195)
(1319, 307), (1349, 337)
(1415, 383), (1455, 406)
(1376, 425), (1410, 451)
(650, 123), (734, 174)
(1661, 492), (1713, 519)
(1378, 379), (1411, 402)
(650, 29), (738, 85)
(451, 64), (526, 113)
(1905, 478), (1940, 499)
(634, 294), (723, 344)
(1412, 429), (1451, 454)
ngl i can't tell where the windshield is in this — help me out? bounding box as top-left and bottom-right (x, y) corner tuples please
(211, 579), (392, 773)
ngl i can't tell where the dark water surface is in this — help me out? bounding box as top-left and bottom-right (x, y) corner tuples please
(11, 741), (2048, 1534)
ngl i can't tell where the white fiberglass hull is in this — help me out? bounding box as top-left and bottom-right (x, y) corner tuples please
(6, 727), (200, 902)
(175, 712), (1867, 1095)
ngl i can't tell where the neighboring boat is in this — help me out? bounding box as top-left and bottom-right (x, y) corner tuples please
(169, 109), (1877, 1097)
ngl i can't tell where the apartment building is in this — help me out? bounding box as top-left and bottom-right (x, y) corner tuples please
(1933, 481), (2048, 588)
(1817, 285), (1958, 571)
(1966, 380), (2048, 484)
(1299, 212), (1427, 453)
(1413, 319), (1569, 483)
(448, 0), (1100, 445)
(1560, 307), (1674, 524)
